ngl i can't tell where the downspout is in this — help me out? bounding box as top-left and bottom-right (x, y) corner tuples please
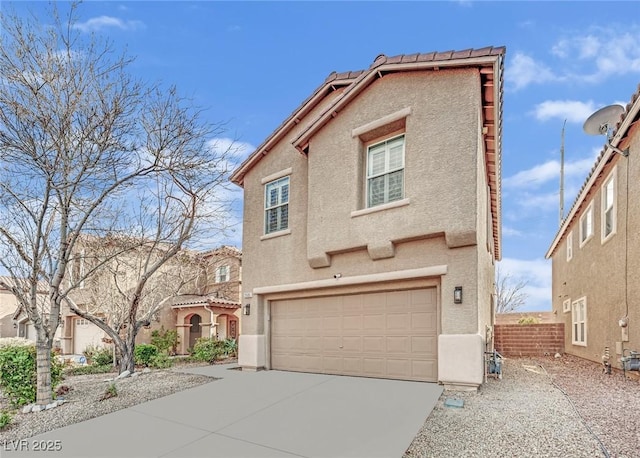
(204, 305), (216, 339)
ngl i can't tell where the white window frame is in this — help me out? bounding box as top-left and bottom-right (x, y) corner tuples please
(571, 297), (587, 346)
(566, 231), (573, 261)
(215, 265), (229, 283)
(579, 202), (594, 247)
(601, 168), (617, 243)
(562, 298), (571, 313)
(79, 249), (86, 289)
(264, 176), (290, 235)
(366, 134), (405, 208)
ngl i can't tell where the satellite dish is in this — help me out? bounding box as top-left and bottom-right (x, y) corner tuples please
(583, 104), (625, 137)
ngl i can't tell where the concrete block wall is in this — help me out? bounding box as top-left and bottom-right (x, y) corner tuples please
(494, 323), (564, 357)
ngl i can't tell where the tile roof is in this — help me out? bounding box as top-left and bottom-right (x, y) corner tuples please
(171, 295), (240, 309)
(546, 83), (640, 258)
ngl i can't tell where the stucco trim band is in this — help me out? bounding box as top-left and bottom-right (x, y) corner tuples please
(351, 107), (412, 138)
(252, 265), (447, 295)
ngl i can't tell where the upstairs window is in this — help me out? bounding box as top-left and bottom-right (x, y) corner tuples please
(367, 135), (405, 208)
(566, 231), (573, 261)
(579, 202), (593, 247)
(265, 176), (289, 234)
(602, 170), (616, 242)
(215, 265), (229, 283)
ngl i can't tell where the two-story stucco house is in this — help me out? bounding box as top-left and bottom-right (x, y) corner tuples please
(546, 85), (640, 367)
(231, 47), (505, 389)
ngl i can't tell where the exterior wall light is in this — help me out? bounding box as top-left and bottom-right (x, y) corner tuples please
(243, 304), (251, 316)
(454, 286), (463, 304)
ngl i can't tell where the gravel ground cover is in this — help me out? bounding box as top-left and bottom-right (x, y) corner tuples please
(404, 356), (627, 458)
(0, 362), (216, 443)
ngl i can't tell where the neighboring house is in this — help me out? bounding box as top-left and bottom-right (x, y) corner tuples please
(164, 245), (242, 355)
(546, 86), (640, 366)
(0, 280), (20, 337)
(230, 47), (505, 389)
(11, 242), (242, 356)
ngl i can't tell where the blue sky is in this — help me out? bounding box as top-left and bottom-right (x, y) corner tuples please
(7, 1), (640, 311)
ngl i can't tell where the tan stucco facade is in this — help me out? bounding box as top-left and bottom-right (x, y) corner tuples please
(233, 50), (504, 388)
(548, 110), (640, 365)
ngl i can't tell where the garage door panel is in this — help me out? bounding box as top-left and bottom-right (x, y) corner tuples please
(271, 287), (438, 382)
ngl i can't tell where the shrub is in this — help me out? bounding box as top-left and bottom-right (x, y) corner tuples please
(0, 410), (12, 430)
(518, 316), (540, 325)
(0, 343), (63, 407)
(83, 345), (113, 366)
(223, 338), (238, 358)
(63, 364), (114, 376)
(149, 352), (173, 369)
(191, 338), (225, 364)
(150, 327), (179, 355)
(134, 344), (159, 367)
(99, 382), (117, 401)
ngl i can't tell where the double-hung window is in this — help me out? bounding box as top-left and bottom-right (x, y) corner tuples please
(579, 202), (593, 247)
(602, 171), (616, 242)
(566, 231), (573, 261)
(265, 176), (289, 234)
(571, 297), (587, 346)
(215, 265), (229, 283)
(366, 135), (405, 208)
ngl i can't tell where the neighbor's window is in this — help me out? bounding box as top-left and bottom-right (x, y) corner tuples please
(602, 170), (616, 242)
(562, 298), (571, 313)
(215, 265), (229, 283)
(366, 135), (405, 208)
(571, 297), (587, 346)
(265, 176), (289, 234)
(566, 231), (573, 261)
(579, 202), (593, 247)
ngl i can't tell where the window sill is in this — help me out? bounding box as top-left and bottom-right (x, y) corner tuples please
(571, 341), (587, 347)
(601, 231), (616, 245)
(260, 228), (291, 241)
(579, 234), (593, 248)
(351, 198), (410, 218)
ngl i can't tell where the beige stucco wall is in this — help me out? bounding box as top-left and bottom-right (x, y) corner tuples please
(551, 130), (639, 364)
(0, 289), (18, 338)
(238, 68), (496, 386)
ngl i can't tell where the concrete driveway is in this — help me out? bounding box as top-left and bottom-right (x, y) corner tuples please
(4, 364), (442, 458)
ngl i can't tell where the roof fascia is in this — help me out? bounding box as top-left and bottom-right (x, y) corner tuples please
(545, 94), (640, 258)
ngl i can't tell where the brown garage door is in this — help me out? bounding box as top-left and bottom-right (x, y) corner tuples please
(270, 288), (438, 382)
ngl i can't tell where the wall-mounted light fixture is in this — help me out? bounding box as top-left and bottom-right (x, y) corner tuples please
(454, 286), (463, 304)
(243, 304), (251, 316)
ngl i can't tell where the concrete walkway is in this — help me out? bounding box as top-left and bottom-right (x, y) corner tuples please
(3, 364), (442, 458)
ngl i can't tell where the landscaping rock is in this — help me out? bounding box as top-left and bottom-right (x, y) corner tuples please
(142, 368), (151, 374)
(31, 404), (44, 413)
(116, 370), (130, 380)
(45, 402), (57, 410)
(21, 404), (33, 414)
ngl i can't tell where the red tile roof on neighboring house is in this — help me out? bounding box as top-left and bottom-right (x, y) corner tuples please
(546, 83), (640, 258)
(230, 46), (505, 260)
(171, 295), (240, 309)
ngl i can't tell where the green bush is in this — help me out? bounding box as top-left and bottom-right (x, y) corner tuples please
(0, 410), (12, 430)
(83, 345), (113, 366)
(134, 344), (159, 367)
(223, 338), (238, 358)
(0, 343), (63, 407)
(63, 364), (114, 376)
(151, 327), (179, 355)
(149, 352), (173, 369)
(191, 338), (225, 364)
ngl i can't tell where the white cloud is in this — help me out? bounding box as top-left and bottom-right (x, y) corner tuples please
(504, 149), (598, 190)
(73, 16), (144, 33)
(498, 257), (552, 311)
(550, 26), (640, 84)
(532, 100), (596, 123)
(502, 226), (524, 237)
(506, 52), (559, 91)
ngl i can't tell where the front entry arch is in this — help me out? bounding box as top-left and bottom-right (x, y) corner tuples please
(188, 314), (202, 349)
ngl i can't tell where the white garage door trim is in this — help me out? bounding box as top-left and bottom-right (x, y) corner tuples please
(268, 282), (440, 382)
(73, 318), (105, 354)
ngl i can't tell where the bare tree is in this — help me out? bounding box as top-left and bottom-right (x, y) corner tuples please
(0, 3), (233, 404)
(495, 266), (529, 314)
